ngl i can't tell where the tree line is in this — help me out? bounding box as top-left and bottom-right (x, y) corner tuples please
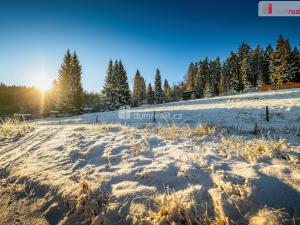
(103, 34), (300, 108)
(183, 34), (300, 98)
(0, 35), (299, 116)
(0, 84), (41, 117)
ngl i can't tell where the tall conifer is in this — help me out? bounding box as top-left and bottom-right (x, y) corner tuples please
(154, 69), (163, 104)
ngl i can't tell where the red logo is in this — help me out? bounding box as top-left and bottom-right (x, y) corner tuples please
(263, 3), (273, 14)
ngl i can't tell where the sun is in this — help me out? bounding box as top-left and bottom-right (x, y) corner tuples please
(32, 74), (52, 91)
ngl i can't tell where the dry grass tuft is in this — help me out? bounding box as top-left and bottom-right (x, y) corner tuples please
(130, 140), (149, 154)
(0, 176), (111, 225)
(59, 178), (110, 225)
(212, 218), (230, 225)
(156, 124), (215, 140)
(0, 118), (35, 140)
(249, 208), (289, 225)
(220, 136), (288, 162)
(91, 124), (122, 133)
(130, 189), (213, 225)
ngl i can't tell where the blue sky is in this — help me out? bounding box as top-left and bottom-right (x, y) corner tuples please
(0, 0), (300, 91)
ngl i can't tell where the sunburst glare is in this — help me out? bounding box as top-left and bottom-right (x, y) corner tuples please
(32, 74), (52, 92)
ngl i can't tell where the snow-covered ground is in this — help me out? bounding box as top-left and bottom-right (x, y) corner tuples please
(1, 89), (300, 225)
(37, 88), (300, 132)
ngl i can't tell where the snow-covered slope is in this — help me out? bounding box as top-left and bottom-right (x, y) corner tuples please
(38, 88), (300, 132)
(1, 89), (300, 224)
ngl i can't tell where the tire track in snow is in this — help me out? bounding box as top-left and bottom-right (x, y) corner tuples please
(0, 126), (64, 171)
(0, 127), (52, 156)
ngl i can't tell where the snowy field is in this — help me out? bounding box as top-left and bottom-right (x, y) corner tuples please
(1, 89), (300, 225)
(37, 88), (300, 132)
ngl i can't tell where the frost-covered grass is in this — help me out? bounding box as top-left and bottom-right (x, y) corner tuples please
(0, 123), (299, 224)
(0, 118), (35, 140)
(219, 136), (289, 162)
(58, 178), (109, 225)
(90, 124), (123, 133)
(154, 123), (216, 140)
(129, 187), (230, 225)
(249, 208), (289, 225)
(1, 89), (300, 224)
(36, 88), (300, 135)
(131, 188), (211, 225)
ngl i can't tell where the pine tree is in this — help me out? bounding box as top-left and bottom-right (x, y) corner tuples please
(195, 61), (203, 95)
(102, 59), (130, 109)
(195, 58), (209, 97)
(291, 46), (300, 82)
(185, 62), (197, 91)
(163, 79), (171, 102)
(140, 76), (146, 103)
(71, 51), (84, 113)
(102, 59), (115, 106)
(238, 42), (252, 90)
(251, 45), (264, 87)
(146, 83), (155, 104)
(116, 60), (130, 107)
(208, 57), (222, 96)
(285, 40), (298, 82)
(132, 70), (146, 106)
(269, 35), (294, 86)
(57, 49), (73, 113)
(214, 57), (224, 95)
(262, 44), (273, 85)
(154, 69), (163, 103)
(57, 50), (84, 114)
(112, 60), (120, 108)
(224, 51), (239, 92)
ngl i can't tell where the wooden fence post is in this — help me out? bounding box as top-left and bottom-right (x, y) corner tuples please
(266, 106), (269, 122)
(153, 103), (156, 123)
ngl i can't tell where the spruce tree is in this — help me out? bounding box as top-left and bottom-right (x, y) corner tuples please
(72, 51), (84, 113)
(147, 83), (155, 104)
(140, 76), (146, 102)
(112, 60), (120, 108)
(238, 42), (252, 91)
(185, 62), (197, 91)
(102, 60), (130, 109)
(262, 44), (273, 85)
(197, 58), (210, 97)
(224, 51), (239, 92)
(269, 35), (294, 86)
(57, 50), (73, 113)
(116, 60), (130, 107)
(102, 59), (115, 105)
(132, 70), (146, 106)
(57, 50), (84, 114)
(154, 69), (163, 103)
(163, 79), (171, 102)
(208, 57), (222, 96)
(215, 57), (224, 95)
(291, 46), (300, 82)
(195, 61), (203, 95)
(285, 40), (298, 82)
(251, 46), (264, 87)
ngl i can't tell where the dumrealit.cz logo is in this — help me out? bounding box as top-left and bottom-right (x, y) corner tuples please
(259, 1), (300, 16)
(118, 106), (131, 120)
